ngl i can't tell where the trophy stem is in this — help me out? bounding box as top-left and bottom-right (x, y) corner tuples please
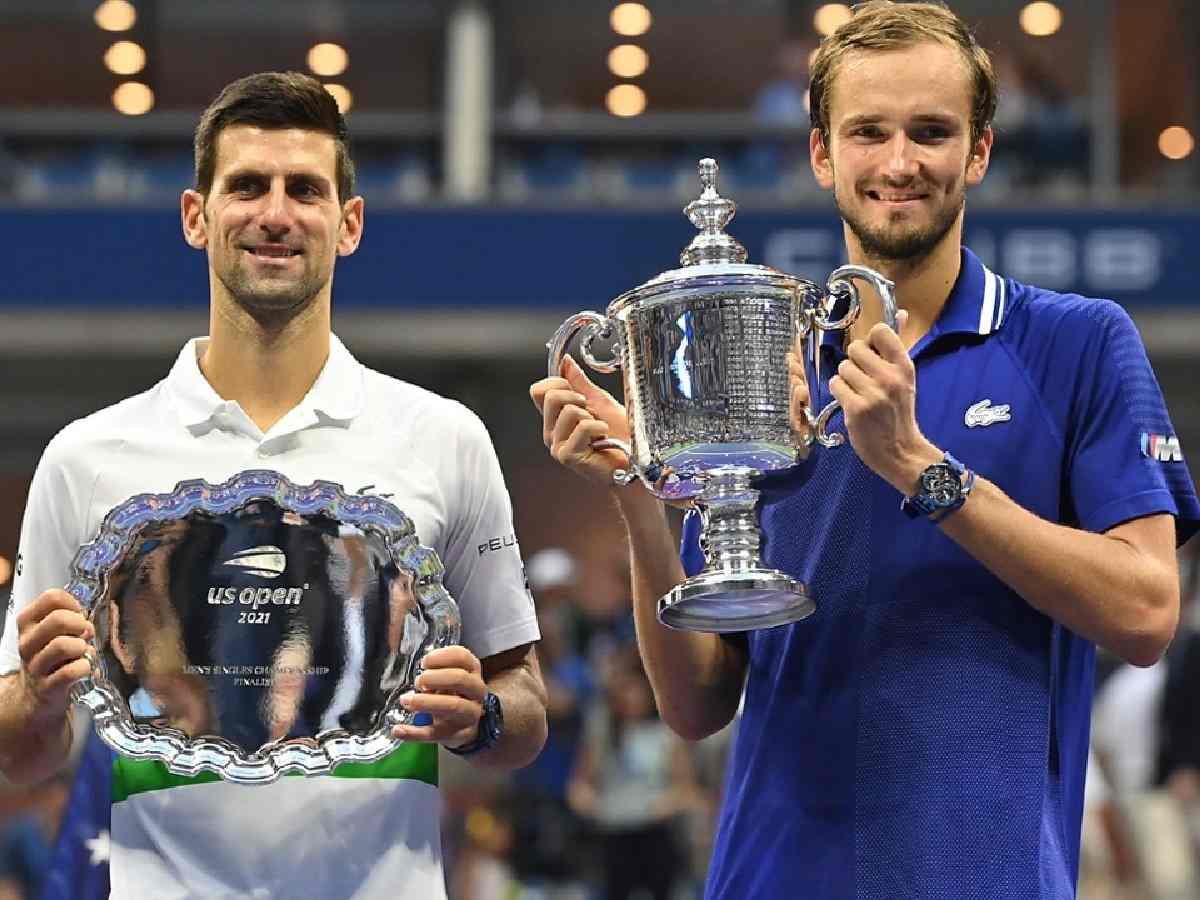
(700, 468), (766, 571)
(657, 467), (816, 633)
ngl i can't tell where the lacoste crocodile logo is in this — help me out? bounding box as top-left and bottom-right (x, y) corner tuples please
(965, 399), (1011, 428)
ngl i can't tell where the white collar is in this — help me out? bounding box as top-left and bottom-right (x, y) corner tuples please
(167, 333), (364, 431)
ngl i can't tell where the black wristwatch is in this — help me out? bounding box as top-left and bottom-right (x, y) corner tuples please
(446, 691), (504, 757)
(900, 452), (975, 522)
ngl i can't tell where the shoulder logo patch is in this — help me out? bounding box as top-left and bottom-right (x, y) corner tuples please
(1141, 433), (1183, 462)
(965, 399), (1011, 428)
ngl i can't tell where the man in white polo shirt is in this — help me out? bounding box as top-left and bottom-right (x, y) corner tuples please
(0, 71), (547, 899)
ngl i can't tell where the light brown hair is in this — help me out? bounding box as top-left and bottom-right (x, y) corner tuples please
(193, 71), (355, 203)
(809, 1), (998, 148)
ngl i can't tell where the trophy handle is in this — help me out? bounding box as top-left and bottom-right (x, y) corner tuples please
(805, 400), (845, 449)
(803, 265), (899, 448)
(819, 264), (898, 332)
(545, 311), (622, 378)
(545, 314), (640, 486)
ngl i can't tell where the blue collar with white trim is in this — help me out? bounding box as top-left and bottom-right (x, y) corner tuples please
(926, 246), (1009, 339)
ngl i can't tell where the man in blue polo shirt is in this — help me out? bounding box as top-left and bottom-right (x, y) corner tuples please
(531, 2), (1199, 898)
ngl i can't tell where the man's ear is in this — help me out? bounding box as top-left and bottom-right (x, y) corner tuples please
(181, 189), (208, 250)
(966, 125), (993, 186)
(810, 127), (835, 190)
(337, 195), (365, 257)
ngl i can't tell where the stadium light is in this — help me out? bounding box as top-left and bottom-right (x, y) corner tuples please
(610, 3), (651, 37)
(1019, 2), (1063, 37)
(94, 0), (137, 32)
(606, 84), (646, 117)
(104, 40), (146, 76)
(1158, 126), (1195, 161)
(112, 81), (154, 115)
(307, 43), (348, 77)
(608, 44), (649, 79)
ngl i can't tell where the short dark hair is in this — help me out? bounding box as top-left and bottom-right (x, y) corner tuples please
(809, 1), (998, 149)
(193, 71), (355, 203)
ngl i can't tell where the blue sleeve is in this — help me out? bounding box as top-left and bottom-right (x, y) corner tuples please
(1064, 300), (1199, 545)
(680, 508), (706, 576)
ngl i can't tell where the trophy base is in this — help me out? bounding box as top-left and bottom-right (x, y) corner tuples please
(657, 570), (815, 633)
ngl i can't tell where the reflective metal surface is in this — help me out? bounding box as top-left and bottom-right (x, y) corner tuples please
(547, 159), (896, 632)
(67, 470), (461, 784)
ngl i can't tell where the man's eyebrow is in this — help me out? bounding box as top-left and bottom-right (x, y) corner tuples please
(841, 113), (959, 126)
(841, 114), (884, 128)
(285, 171), (332, 185)
(219, 169), (333, 187)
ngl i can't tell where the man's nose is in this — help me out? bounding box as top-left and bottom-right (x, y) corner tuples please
(258, 181), (292, 235)
(883, 133), (920, 180)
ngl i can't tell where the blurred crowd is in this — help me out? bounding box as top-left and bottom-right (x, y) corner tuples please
(1080, 542), (1200, 900)
(0, 37), (1093, 212)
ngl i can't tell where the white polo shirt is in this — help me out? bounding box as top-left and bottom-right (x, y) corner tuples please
(2, 335), (539, 900)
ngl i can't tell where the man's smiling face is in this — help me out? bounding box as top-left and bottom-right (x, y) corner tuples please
(811, 41), (991, 263)
(199, 125), (352, 318)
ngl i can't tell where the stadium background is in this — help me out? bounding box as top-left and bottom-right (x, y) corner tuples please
(0, 1), (1196, 898)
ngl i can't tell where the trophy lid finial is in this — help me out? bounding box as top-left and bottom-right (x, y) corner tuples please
(681, 158), (748, 266)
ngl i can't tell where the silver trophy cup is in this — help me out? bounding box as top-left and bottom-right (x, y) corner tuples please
(547, 159), (896, 632)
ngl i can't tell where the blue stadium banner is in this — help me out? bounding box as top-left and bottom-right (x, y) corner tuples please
(39, 731), (114, 900)
(1, 208), (1196, 310)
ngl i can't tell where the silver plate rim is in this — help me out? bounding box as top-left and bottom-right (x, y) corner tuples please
(65, 469), (461, 785)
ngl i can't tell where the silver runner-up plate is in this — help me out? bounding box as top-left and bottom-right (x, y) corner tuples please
(65, 470), (462, 785)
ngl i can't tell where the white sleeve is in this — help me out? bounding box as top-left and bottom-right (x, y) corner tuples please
(0, 430), (91, 675)
(435, 406), (539, 661)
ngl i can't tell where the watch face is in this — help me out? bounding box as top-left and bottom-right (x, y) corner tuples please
(920, 464), (961, 505)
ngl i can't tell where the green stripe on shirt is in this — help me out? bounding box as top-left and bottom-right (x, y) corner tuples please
(111, 743), (439, 802)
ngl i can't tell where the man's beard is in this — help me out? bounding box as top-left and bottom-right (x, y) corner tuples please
(214, 255), (325, 322)
(836, 181), (964, 262)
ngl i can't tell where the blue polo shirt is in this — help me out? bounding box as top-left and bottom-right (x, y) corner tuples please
(682, 247), (1199, 900)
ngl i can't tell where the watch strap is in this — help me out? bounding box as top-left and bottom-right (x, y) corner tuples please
(446, 691), (504, 757)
